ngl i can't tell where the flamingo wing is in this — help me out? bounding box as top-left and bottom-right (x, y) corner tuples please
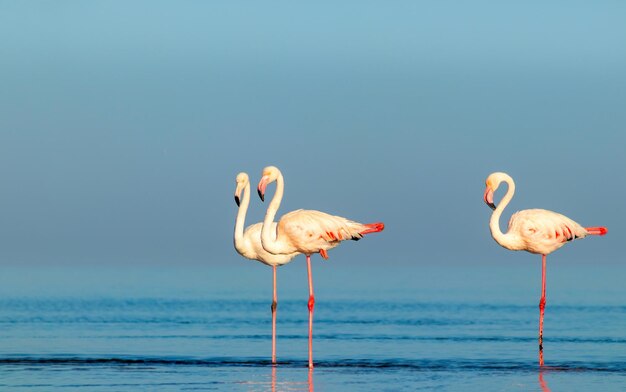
(277, 209), (371, 254)
(509, 209), (588, 253)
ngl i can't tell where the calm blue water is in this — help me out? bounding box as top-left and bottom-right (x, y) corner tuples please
(0, 262), (625, 391)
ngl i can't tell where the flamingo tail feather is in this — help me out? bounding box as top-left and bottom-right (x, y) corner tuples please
(585, 226), (608, 236)
(359, 222), (385, 235)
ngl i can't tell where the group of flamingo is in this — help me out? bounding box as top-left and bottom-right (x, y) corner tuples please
(233, 167), (607, 368)
(234, 166), (384, 368)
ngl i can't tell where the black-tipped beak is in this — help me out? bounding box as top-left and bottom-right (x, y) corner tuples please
(234, 195), (241, 207)
(257, 176), (269, 202)
(484, 187), (496, 210)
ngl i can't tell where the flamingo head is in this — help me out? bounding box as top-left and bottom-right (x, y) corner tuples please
(257, 166), (280, 202)
(483, 172), (508, 210)
(234, 172), (249, 207)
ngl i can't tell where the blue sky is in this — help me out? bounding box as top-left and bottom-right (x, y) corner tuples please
(0, 1), (624, 266)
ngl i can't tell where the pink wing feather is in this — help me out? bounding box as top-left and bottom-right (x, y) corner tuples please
(276, 209), (384, 256)
(508, 208), (589, 254)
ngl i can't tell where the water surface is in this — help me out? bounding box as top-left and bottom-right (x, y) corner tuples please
(1, 263), (624, 390)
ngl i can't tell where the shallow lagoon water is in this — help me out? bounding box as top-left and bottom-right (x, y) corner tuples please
(0, 262), (624, 391)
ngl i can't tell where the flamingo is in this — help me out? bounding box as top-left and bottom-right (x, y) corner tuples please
(483, 172), (607, 366)
(257, 166), (384, 368)
(233, 172), (300, 364)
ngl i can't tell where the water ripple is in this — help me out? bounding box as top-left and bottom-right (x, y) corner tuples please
(1, 356), (625, 373)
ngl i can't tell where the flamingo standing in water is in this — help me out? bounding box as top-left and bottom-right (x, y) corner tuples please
(233, 172), (300, 364)
(483, 172), (607, 366)
(257, 166), (384, 369)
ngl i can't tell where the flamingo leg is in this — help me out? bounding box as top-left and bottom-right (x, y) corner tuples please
(306, 254), (315, 369)
(272, 265), (277, 364)
(538, 254), (547, 366)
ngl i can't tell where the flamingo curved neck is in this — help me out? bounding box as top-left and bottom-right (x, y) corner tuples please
(234, 182), (250, 253)
(261, 171), (292, 254)
(490, 176), (523, 250)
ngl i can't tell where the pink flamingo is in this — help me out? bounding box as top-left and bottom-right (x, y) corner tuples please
(234, 172), (300, 364)
(257, 166), (384, 369)
(483, 172), (607, 366)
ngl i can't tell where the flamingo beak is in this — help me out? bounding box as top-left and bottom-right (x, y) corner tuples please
(257, 176), (269, 202)
(484, 187), (496, 210)
(234, 184), (243, 207)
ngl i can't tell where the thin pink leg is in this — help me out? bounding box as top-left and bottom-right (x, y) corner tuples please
(272, 265), (277, 364)
(306, 254), (315, 369)
(538, 254), (547, 366)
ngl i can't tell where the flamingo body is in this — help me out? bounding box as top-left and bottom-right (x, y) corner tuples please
(484, 171), (607, 366)
(504, 208), (592, 255)
(257, 167), (384, 259)
(234, 173), (300, 265)
(257, 165), (384, 368)
(484, 172), (606, 256)
(233, 172), (300, 364)
(271, 208), (383, 256)
(236, 221), (298, 266)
